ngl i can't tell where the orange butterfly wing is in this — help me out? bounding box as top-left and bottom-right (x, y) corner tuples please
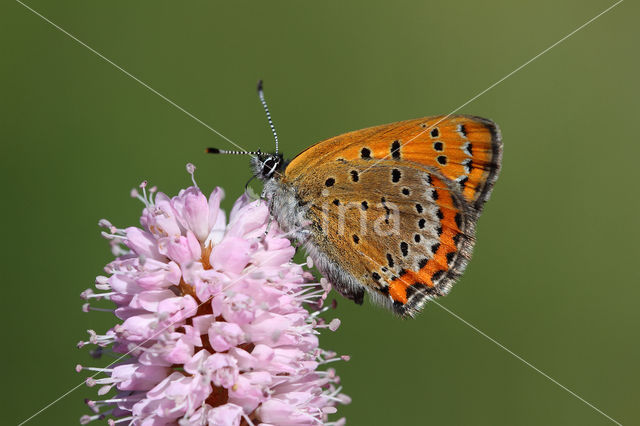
(286, 115), (502, 212)
(280, 115), (502, 316)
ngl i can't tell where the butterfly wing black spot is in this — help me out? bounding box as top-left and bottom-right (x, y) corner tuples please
(458, 176), (468, 190)
(455, 213), (462, 228)
(391, 140), (401, 159)
(432, 270), (445, 281)
(446, 252), (455, 264)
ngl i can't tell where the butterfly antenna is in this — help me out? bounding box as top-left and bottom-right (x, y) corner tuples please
(206, 148), (260, 156)
(257, 80), (279, 155)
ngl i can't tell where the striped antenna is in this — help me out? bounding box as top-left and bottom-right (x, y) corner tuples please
(257, 80), (279, 154)
(206, 148), (260, 155)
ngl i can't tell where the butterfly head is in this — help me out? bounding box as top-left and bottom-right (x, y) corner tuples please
(251, 152), (285, 181)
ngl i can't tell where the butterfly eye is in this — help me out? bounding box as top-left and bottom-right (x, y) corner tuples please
(261, 156), (281, 178)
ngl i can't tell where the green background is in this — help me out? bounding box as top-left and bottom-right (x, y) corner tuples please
(2, 1), (639, 425)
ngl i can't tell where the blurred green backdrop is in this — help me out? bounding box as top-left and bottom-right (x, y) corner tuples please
(2, 0), (639, 425)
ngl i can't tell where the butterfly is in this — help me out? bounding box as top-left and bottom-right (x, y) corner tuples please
(209, 83), (502, 317)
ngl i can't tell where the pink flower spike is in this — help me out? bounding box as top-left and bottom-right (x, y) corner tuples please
(79, 173), (349, 424)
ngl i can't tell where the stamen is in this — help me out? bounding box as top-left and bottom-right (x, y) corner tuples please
(82, 304), (114, 313)
(139, 180), (149, 205)
(100, 231), (126, 241)
(98, 219), (113, 229)
(241, 413), (255, 426)
(109, 415), (133, 425)
(76, 365), (114, 374)
(80, 412), (108, 424)
(329, 318), (341, 331)
(186, 163), (198, 187)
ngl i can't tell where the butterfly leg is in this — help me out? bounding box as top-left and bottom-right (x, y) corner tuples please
(264, 214), (274, 237)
